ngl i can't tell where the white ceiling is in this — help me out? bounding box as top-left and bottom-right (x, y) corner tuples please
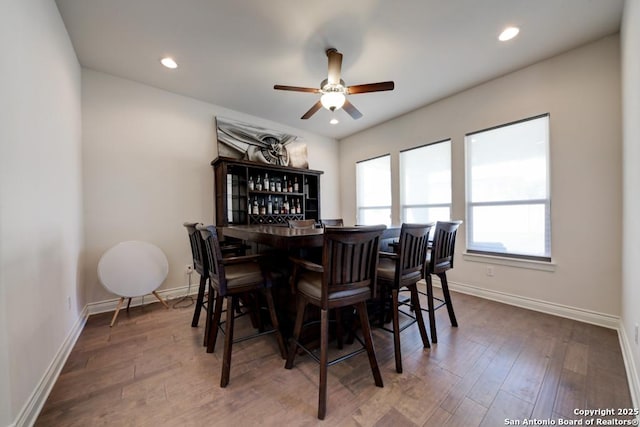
(55, 0), (624, 140)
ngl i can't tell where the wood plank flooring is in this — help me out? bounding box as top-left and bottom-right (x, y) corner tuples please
(36, 289), (634, 426)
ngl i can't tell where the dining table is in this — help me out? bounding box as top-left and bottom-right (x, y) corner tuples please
(220, 224), (404, 339)
(221, 224), (324, 251)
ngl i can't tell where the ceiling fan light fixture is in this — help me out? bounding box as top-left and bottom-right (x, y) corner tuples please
(320, 91), (345, 111)
(330, 117), (339, 125)
(274, 48), (393, 120)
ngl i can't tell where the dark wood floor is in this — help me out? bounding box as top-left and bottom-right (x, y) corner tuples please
(37, 289), (633, 426)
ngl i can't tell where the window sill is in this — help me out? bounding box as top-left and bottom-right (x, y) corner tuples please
(462, 252), (556, 272)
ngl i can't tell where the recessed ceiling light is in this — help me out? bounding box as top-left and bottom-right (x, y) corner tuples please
(160, 57), (178, 69)
(498, 26), (520, 42)
(330, 118), (339, 125)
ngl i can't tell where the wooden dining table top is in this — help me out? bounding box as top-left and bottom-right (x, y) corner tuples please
(221, 224), (400, 251)
(222, 224), (324, 250)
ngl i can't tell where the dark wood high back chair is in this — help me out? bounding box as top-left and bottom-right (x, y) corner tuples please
(288, 219), (316, 229)
(184, 222), (248, 345)
(197, 224), (286, 387)
(424, 220), (462, 343)
(319, 218), (344, 226)
(286, 225), (386, 420)
(376, 223), (434, 373)
(183, 222), (210, 338)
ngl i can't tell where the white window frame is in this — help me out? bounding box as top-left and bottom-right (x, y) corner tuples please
(399, 139), (452, 225)
(465, 114), (551, 261)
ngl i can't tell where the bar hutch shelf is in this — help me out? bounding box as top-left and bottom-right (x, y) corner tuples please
(212, 156), (323, 227)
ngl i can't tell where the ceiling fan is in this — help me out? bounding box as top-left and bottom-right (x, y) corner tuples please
(274, 48), (394, 120)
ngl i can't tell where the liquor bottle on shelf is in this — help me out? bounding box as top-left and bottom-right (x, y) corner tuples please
(270, 179), (275, 192)
(296, 198), (301, 214)
(283, 196), (289, 214)
(263, 173), (269, 191)
(248, 176), (255, 191)
(252, 197), (259, 215)
(294, 176), (299, 192)
(267, 195), (273, 214)
(282, 175), (288, 193)
(304, 177), (309, 195)
(288, 179), (293, 193)
(276, 178), (282, 192)
(259, 198), (266, 215)
(255, 178), (262, 191)
(273, 199), (280, 215)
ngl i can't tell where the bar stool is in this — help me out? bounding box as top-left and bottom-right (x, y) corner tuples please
(423, 220), (462, 343)
(184, 222), (251, 345)
(183, 222), (210, 339)
(197, 224), (286, 387)
(286, 225), (386, 419)
(376, 223), (434, 373)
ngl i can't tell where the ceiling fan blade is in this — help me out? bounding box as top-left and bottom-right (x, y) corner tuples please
(274, 85), (320, 93)
(301, 100), (323, 119)
(342, 99), (363, 120)
(327, 48), (343, 85)
(347, 81), (395, 94)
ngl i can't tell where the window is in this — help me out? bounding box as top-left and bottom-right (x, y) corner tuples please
(400, 139), (452, 227)
(356, 155), (391, 226)
(465, 114), (550, 260)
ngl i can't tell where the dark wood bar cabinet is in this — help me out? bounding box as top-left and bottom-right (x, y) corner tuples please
(212, 156), (323, 227)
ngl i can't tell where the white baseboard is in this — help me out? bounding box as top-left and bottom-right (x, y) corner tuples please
(618, 324), (640, 410)
(430, 278), (620, 330)
(13, 306), (89, 427)
(86, 283), (200, 315)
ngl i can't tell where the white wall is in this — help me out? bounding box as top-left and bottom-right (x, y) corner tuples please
(81, 69), (340, 303)
(621, 0), (640, 403)
(340, 35), (621, 317)
(0, 0), (83, 425)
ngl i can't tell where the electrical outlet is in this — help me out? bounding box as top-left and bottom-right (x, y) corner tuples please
(635, 323), (638, 345)
(486, 266), (494, 277)
(185, 264), (194, 274)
